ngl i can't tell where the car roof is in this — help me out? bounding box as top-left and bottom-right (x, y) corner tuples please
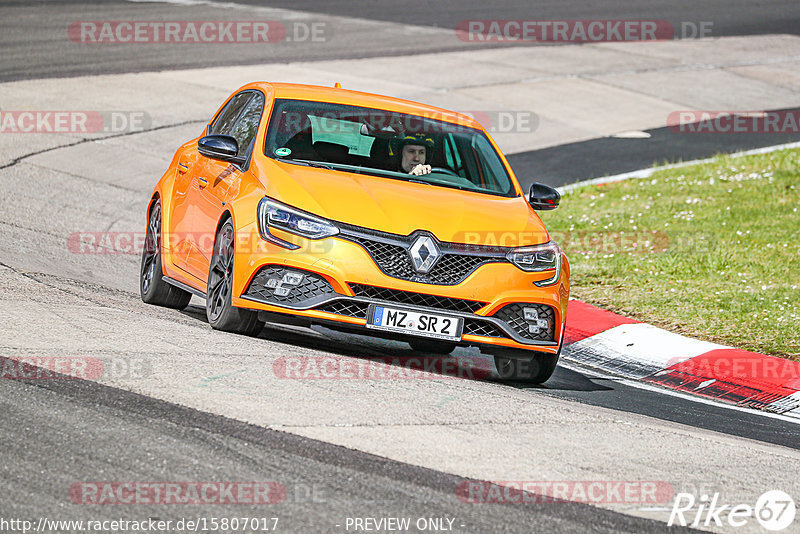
(238, 81), (484, 130)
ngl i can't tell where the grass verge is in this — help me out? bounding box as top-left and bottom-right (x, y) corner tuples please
(539, 147), (800, 360)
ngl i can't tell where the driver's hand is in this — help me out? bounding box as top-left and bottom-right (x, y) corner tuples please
(409, 164), (432, 176)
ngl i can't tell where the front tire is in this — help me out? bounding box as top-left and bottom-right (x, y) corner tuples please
(140, 199), (192, 309)
(494, 347), (560, 384)
(206, 219), (264, 336)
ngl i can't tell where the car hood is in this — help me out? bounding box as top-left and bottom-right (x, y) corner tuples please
(257, 160), (550, 247)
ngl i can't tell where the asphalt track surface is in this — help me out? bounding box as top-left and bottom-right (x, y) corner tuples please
(2, 1), (800, 532)
(4, 1), (800, 187)
(508, 109), (800, 188)
(3, 0), (800, 82)
(1, 363), (697, 533)
(224, 0), (800, 37)
(0, 0), (527, 81)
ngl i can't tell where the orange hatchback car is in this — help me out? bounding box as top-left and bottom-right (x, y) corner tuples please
(141, 82), (569, 382)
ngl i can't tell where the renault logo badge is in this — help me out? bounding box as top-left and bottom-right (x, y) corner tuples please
(409, 235), (441, 274)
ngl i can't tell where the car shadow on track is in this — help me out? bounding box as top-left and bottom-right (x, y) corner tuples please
(180, 304), (612, 393)
(511, 364), (613, 392)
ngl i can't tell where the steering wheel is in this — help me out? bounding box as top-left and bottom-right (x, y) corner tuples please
(429, 167), (459, 177)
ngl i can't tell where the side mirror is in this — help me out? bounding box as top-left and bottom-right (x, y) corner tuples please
(528, 182), (560, 210)
(198, 135), (243, 164)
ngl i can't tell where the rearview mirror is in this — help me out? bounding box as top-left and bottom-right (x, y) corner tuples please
(198, 135), (243, 164)
(528, 183), (560, 210)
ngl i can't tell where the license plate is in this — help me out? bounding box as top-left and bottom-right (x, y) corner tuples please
(366, 305), (463, 341)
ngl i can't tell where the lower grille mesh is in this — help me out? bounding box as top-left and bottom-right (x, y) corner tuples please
(348, 283), (487, 314)
(243, 270), (554, 344)
(317, 300), (369, 318)
(463, 320), (506, 338)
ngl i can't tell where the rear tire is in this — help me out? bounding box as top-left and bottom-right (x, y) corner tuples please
(140, 199), (192, 309)
(408, 339), (457, 355)
(206, 219), (264, 336)
(494, 346), (560, 384)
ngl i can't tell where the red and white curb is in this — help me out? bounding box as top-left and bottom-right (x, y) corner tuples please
(562, 300), (800, 419)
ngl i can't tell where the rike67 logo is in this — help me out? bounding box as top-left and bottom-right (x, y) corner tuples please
(669, 490), (796, 531)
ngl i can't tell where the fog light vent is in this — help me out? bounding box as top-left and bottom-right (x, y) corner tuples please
(244, 266), (335, 307)
(494, 303), (555, 341)
(523, 307), (550, 334)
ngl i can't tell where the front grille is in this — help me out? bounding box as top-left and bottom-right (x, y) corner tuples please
(244, 266), (335, 307)
(430, 254), (492, 285)
(463, 319), (506, 338)
(494, 303), (555, 342)
(317, 300), (369, 318)
(349, 283), (487, 314)
(353, 238), (416, 280)
(341, 229), (504, 286)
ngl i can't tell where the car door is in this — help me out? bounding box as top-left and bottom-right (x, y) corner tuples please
(166, 144), (200, 273)
(184, 90), (265, 283)
(173, 91), (253, 283)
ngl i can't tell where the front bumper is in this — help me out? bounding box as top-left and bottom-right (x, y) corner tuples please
(230, 226), (569, 354)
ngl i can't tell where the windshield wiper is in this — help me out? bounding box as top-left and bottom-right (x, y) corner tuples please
(276, 157), (334, 170)
(294, 159), (334, 170)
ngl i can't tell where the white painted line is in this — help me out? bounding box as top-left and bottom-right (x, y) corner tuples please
(565, 323), (725, 379)
(558, 140), (800, 194)
(611, 131), (652, 139)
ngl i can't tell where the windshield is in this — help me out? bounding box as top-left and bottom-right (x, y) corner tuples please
(264, 99), (517, 197)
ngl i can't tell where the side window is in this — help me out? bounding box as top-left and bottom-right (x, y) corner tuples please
(210, 92), (253, 136)
(229, 92), (265, 153)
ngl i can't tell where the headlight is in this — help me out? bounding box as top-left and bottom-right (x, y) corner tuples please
(506, 241), (561, 286)
(257, 198), (339, 249)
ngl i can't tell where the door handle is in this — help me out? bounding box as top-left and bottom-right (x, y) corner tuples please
(198, 177), (208, 188)
(177, 163), (190, 174)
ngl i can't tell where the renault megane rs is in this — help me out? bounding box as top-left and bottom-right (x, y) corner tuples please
(140, 82), (569, 382)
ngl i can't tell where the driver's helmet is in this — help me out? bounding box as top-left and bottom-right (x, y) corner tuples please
(398, 132), (434, 150)
(389, 132), (435, 158)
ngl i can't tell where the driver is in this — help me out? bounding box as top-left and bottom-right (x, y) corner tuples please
(395, 133), (434, 176)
